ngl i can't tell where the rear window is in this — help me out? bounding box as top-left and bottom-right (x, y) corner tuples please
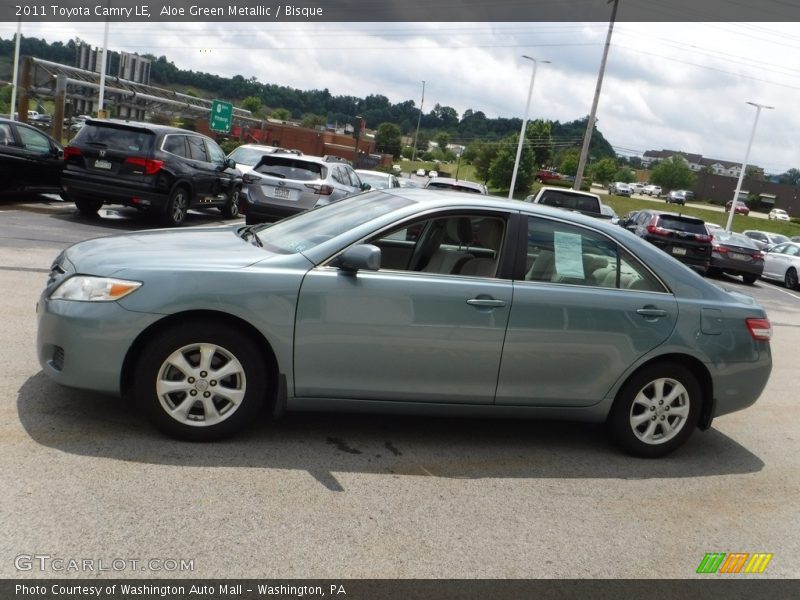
(656, 216), (707, 235)
(538, 190), (600, 213)
(254, 156), (325, 181)
(714, 231), (758, 249)
(427, 182), (484, 194)
(76, 124), (155, 154)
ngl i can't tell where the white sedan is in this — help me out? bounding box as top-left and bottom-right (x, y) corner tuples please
(761, 241), (800, 290)
(768, 208), (791, 221)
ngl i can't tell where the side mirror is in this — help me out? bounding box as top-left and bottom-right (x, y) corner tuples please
(360, 182), (371, 191)
(336, 244), (381, 273)
(225, 158), (236, 170)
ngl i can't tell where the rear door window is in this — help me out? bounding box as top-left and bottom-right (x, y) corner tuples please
(163, 134), (187, 158)
(187, 136), (209, 162)
(206, 140), (227, 166)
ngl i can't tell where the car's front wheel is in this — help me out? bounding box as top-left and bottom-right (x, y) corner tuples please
(134, 322), (268, 441)
(608, 362), (701, 458)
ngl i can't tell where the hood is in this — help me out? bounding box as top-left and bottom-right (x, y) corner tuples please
(63, 225), (272, 276)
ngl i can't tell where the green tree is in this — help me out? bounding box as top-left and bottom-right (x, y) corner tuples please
(270, 108), (290, 120)
(488, 133), (536, 195)
(650, 155), (695, 192)
(375, 122), (402, 158)
(558, 148), (581, 177)
(525, 119), (553, 169)
(613, 168), (635, 183)
(435, 131), (450, 152)
(301, 113), (326, 128)
(400, 146), (414, 160)
(590, 157), (618, 184)
(472, 142), (499, 183)
(777, 168), (800, 186)
(241, 95), (262, 114)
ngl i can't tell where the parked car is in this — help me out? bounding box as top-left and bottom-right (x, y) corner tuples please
(227, 144), (290, 173)
(415, 168), (427, 177)
(630, 183), (644, 194)
(355, 169), (400, 190)
(525, 187), (603, 219)
(628, 209), (712, 273)
(666, 190), (688, 205)
(392, 164), (402, 174)
(768, 208), (791, 221)
(608, 182), (632, 197)
(761, 242), (800, 290)
(619, 210), (640, 230)
(428, 170), (439, 178)
(707, 230), (764, 285)
(742, 230), (790, 251)
(424, 177), (487, 194)
(725, 200), (750, 215)
(0, 117), (64, 196)
(61, 119), (242, 226)
(240, 154), (367, 224)
(643, 185), (662, 197)
(37, 190), (772, 457)
(535, 169), (562, 183)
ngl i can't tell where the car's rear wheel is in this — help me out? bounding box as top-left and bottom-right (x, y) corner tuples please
(786, 268), (799, 290)
(74, 198), (103, 216)
(608, 362), (701, 458)
(220, 187), (240, 219)
(161, 186), (189, 227)
(742, 274), (757, 285)
(134, 322), (268, 441)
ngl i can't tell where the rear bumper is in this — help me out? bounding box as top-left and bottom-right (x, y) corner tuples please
(710, 254), (764, 276)
(62, 173), (166, 209)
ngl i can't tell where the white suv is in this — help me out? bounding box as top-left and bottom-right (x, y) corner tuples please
(643, 185), (662, 197)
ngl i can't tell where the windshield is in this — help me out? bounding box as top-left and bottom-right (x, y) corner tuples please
(358, 172), (391, 189)
(255, 192), (414, 254)
(229, 146), (274, 166)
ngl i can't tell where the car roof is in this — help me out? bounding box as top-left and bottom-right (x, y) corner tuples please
(81, 118), (211, 137)
(637, 209), (705, 224)
(538, 186), (600, 198)
(355, 169), (391, 177)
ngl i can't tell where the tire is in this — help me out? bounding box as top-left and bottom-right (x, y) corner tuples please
(785, 268), (799, 291)
(133, 322), (269, 441)
(161, 186), (189, 227)
(220, 187), (240, 219)
(705, 267), (722, 278)
(607, 362), (701, 458)
(74, 198), (103, 216)
(742, 274), (757, 285)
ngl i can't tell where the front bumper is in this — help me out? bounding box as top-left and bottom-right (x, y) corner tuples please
(37, 293), (162, 395)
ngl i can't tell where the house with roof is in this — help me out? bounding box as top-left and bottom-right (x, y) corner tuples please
(641, 149), (762, 179)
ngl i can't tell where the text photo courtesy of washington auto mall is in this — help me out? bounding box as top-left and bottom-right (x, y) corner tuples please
(1, 1), (800, 599)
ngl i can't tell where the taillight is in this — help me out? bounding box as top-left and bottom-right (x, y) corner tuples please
(242, 172), (261, 184)
(754, 252), (764, 261)
(646, 224), (671, 236)
(63, 146), (81, 160)
(305, 183), (333, 195)
(746, 318), (772, 341)
(713, 244), (728, 254)
(125, 157), (163, 175)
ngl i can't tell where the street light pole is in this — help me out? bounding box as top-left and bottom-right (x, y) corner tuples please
(509, 56), (549, 200)
(724, 101), (773, 232)
(410, 80), (426, 172)
(9, 19), (21, 121)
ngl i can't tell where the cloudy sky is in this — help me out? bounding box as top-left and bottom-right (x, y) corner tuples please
(12, 18), (800, 175)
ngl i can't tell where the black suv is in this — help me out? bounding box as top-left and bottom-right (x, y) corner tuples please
(627, 210), (712, 273)
(62, 119), (241, 226)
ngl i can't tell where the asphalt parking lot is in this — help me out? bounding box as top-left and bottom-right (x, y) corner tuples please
(1, 195), (799, 579)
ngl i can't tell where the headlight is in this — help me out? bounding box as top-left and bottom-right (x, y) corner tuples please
(50, 276), (142, 302)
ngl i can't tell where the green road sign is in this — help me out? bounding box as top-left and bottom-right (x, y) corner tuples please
(210, 100), (233, 133)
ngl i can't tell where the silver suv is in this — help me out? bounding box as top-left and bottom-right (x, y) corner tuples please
(240, 154), (367, 224)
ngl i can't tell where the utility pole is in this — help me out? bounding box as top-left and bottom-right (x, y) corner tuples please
(573, 0), (619, 190)
(410, 81), (426, 170)
(9, 19), (21, 120)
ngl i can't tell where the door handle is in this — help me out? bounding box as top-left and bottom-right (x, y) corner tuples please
(467, 298), (506, 308)
(636, 307), (667, 318)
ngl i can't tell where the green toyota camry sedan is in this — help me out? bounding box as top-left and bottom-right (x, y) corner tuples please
(37, 189), (772, 457)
